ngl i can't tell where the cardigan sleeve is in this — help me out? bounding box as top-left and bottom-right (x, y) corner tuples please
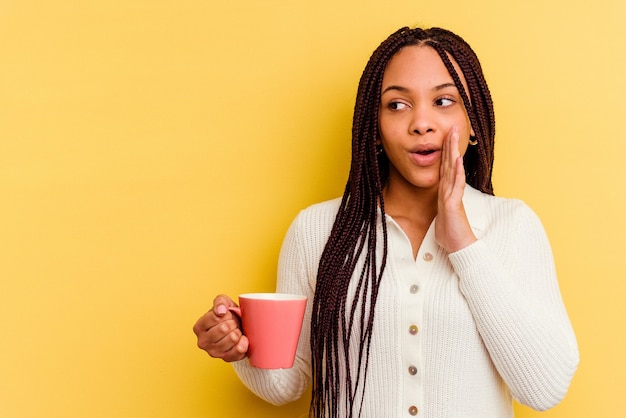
(231, 208), (317, 405)
(449, 202), (579, 411)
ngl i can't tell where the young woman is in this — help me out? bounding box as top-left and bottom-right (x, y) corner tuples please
(193, 26), (579, 418)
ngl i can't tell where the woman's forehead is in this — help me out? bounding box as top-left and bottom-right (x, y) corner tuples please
(382, 45), (468, 92)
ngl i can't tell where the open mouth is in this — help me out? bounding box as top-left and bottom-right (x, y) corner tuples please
(409, 147), (440, 166)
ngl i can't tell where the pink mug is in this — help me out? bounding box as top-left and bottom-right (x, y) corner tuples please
(229, 293), (307, 369)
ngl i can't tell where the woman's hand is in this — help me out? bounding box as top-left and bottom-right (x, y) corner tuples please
(193, 294), (249, 362)
(435, 126), (477, 253)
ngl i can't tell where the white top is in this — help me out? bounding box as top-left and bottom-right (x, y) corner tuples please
(233, 185), (579, 418)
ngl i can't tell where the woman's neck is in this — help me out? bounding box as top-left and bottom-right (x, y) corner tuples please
(382, 181), (438, 226)
(381, 173), (442, 259)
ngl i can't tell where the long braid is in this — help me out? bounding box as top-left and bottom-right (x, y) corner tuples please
(310, 26), (496, 418)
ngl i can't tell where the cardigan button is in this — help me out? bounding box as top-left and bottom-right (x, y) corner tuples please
(423, 252), (433, 262)
(409, 325), (418, 335)
(408, 365), (417, 375)
(408, 405), (418, 415)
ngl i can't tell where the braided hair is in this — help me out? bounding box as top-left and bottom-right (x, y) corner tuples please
(310, 27), (496, 418)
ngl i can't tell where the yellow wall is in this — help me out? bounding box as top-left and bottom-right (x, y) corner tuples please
(1, 1), (624, 417)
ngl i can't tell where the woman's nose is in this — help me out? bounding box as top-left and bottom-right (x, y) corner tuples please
(409, 107), (435, 135)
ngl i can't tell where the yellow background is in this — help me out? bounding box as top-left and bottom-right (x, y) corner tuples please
(1, 0), (624, 417)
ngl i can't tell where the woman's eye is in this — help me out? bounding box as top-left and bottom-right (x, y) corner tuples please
(388, 101), (409, 110)
(436, 97), (454, 107)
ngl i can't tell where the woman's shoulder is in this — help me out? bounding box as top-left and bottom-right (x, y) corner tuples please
(282, 198), (341, 255)
(293, 197), (342, 228)
(466, 185), (531, 212)
(302, 197), (343, 213)
(464, 185), (544, 232)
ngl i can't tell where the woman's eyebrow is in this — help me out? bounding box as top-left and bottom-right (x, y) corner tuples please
(381, 82), (457, 95)
(381, 85), (409, 95)
(433, 82), (457, 91)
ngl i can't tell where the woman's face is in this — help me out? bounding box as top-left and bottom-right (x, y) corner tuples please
(378, 45), (473, 192)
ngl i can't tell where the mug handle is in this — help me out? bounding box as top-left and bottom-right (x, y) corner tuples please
(228, 306), (244, 334)
(228, 306), (242, 317)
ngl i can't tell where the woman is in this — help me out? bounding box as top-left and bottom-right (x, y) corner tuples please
(193, 26), (579, 418)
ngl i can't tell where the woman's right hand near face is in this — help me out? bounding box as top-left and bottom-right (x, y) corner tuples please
(193, 294), (249, 362)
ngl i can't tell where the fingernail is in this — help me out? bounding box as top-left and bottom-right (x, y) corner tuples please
(216, 305), (227, 315)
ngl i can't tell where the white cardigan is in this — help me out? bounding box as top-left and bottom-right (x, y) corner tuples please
(233, 185), (579, 418)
